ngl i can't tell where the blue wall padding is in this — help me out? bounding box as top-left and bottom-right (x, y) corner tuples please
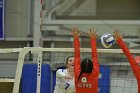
(21, 64), (51, 93)
(98, 65), (110, 93)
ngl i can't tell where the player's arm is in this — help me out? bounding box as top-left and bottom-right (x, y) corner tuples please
(56, 69), (72, 80)
(114, 30), (140, 77)
(89, 28), (99, 75)
(72, 27), (81, 77)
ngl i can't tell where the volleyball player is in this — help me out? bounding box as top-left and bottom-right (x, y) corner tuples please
(113, 30), (140, 93)
(54, 56), (75, 93)
(73, 27), (99, 93)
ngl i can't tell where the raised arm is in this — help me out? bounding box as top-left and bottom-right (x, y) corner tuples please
(72, 27), (81, 78)
(113, 30), (140, 78)
(89, 28), (99, 76)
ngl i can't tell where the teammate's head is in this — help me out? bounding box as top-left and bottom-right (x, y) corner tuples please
(66, 56), (75, 68)
(78, 58), (93, 80)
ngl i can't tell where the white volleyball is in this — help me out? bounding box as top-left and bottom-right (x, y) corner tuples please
(100, 33), (115, 48)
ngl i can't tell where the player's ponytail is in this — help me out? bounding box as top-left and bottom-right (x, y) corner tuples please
(78, 58), (93, 81)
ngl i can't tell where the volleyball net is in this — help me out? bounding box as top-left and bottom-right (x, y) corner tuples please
(0, 47), (140, 93)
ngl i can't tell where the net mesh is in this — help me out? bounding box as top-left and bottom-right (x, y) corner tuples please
(0, 48), (140, 93)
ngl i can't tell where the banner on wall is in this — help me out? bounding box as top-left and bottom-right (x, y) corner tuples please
(0, 0), (4, 40)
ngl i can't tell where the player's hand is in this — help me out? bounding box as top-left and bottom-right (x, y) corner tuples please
(65, 75), (73, 79)
(72, 26), (81, 37)
(113, 29), (122, 40)
(89, 28), (97, 38)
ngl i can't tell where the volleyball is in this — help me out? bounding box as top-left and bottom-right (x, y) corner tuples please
(100, 33), (114, 48)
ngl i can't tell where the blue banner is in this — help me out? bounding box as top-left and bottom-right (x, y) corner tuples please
(0, 0), (4, 40)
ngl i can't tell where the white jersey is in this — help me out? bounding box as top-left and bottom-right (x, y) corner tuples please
(54, 69), (75, 93)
